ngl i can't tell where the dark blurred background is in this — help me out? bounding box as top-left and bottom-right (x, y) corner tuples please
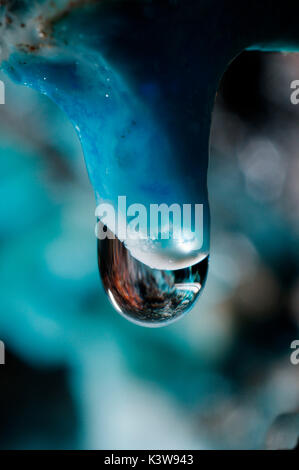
(0, 51), (298, 450)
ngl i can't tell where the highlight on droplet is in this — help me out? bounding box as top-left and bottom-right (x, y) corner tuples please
(95, 197), (209, 327)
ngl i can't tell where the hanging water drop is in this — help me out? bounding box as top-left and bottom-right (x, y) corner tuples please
(98, 225), (209, 327)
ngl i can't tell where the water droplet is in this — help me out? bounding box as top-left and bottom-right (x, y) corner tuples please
(98, 228), (209, 327)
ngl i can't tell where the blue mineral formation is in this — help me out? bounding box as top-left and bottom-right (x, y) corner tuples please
(0, 0), (298, 325)
(0, 0), (214, 324)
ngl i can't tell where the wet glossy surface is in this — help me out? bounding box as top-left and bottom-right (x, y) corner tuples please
(98, 226), (209, 327)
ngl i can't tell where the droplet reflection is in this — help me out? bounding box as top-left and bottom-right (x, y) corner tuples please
(98, 226), (209, 327)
